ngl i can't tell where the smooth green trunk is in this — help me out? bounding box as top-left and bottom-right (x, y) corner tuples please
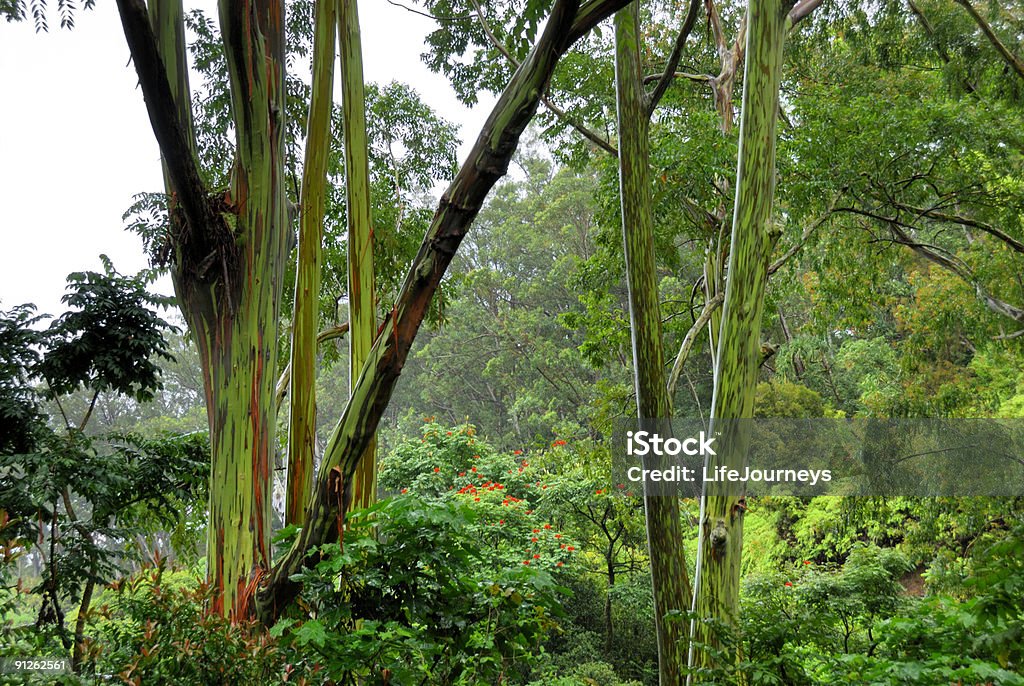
(286, 0), (337, 526)
(692, 0), (791, 673)
(339, 0), (378, 510)
(614, 4), (692, 684)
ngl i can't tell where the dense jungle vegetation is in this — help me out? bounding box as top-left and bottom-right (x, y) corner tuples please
(2, 0), (1024, 683)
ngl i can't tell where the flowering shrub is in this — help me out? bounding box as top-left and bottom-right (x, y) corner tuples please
(380, 422), (578, 572)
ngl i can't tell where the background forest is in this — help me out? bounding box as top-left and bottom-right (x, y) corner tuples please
(2, 0), (1024, 684)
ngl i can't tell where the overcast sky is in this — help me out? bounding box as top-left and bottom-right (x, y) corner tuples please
(0, 0), (492, 317)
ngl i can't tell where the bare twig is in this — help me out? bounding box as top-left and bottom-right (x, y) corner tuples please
(667, 293), (723, 405)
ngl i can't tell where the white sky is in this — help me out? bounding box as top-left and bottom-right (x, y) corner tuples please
(0, 0), (492, 316)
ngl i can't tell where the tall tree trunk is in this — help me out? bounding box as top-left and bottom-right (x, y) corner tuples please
(286, 0), (337, 526)
(339, 0), (378, 510)
(614, 4), (692, 683)
(691, 0), (792, 673)
(123, 0), (279, 617)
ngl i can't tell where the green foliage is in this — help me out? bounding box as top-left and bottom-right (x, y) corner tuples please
(87, 565), (285, 685)
(37, 257), (175, 403)
(964, 523), (1024, 668)
(275, 493), (566, 685)
(0, 304), (48, 454)
(0, 264), (204, 667)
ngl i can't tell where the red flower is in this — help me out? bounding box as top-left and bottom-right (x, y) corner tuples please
(784, 582), (793, 587)
(554, 534), (562, 539)
(433, 467), (440, 473)
(552, 439), (567, 447)
(567, 546), (575, 552)
(471, 466), (477, 472)
(543, 524), (552, 529)
(513, 450), (523, 455)
(803, 560), (812, 565)
(474, 497), (480, 502)
(556, 561), (564, 567)
(498, 520), (504, 525)
(533, 554), (540, 559)
(533, 529), (540, 533)
(401, 488), (408, 494)
(523, 560), (530, 565)
(531, 537), (538, 542)
(595, 489), (603, 495)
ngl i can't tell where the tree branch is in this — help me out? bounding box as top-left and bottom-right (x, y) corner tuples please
(768, 194), (841, 276)
(645, 0), (701, 116)
(787, 0), (822, 28)
(643, 71), (714, 85)
(115, 0), (212, 235)
(954, 0), (1024, 83)
(468, 0), (617, 155)
(276, 324), (350, 408)
(667, 293), (723, 405)
(837, 206), (1024, 323)
(890, 201), (1024, 255)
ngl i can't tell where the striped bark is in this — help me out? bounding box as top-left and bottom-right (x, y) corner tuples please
(182, 0), (290, 618)
(692, 0), (792, 672)
(286, 0), (337, 526)
(338, 0), (379, 510)
(614, 3), (692, 684)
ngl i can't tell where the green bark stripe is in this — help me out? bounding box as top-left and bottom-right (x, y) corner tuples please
(339, 0), (379, 511)
(614, 4), (692, 684)
(286, 0), (337, 526)
(693, 0), (792, 674)
(182, 0), (290, 619)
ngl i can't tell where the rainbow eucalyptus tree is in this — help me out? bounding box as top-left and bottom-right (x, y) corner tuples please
(285, 0), (336, 527)
(612, 0), (699, 681)
(338, 0), (378, 511)
(115, 0), (633, 620)
(689, 0), (812, 673)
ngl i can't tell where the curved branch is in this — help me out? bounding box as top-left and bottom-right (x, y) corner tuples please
(891, 202), (1024, 255)
(276, 324), (350, 408)
(787, 0), (822, 28)
(645, 0), (701, 116)
(954, 0), (1024, 83)
(667, 293), (723, 405)
(115, 0), (211, 234)
(837, 206), (1024, 323)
